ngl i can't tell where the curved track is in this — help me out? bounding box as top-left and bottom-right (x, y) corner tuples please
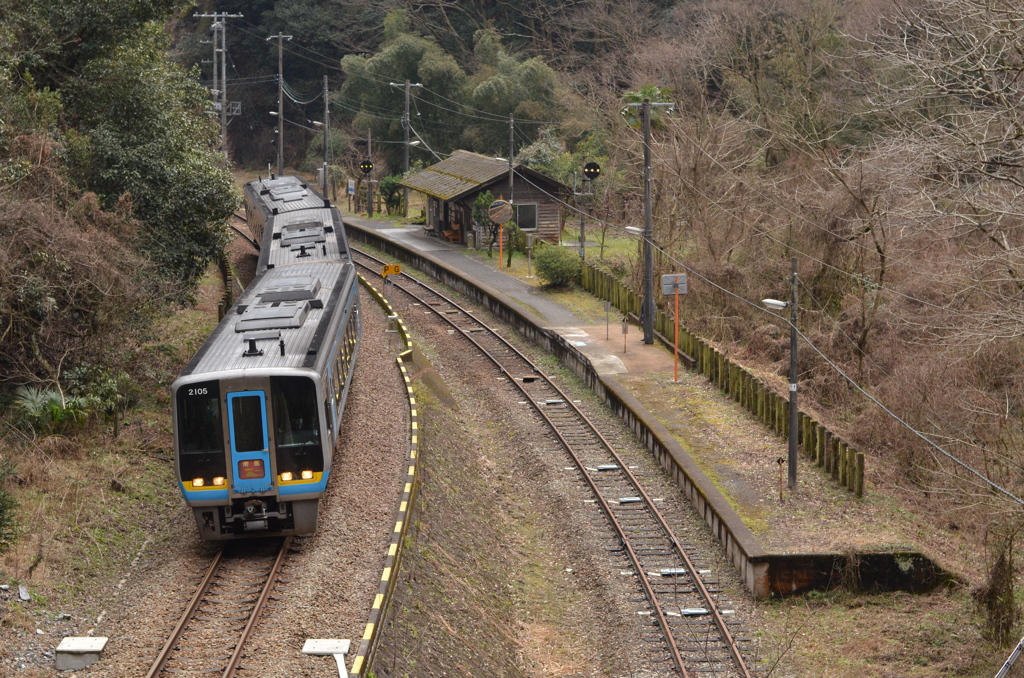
(351, 246), (754, 678)
(145, 537), (292, 678)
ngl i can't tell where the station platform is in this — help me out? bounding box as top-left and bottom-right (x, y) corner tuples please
(344, 214), (954, 597)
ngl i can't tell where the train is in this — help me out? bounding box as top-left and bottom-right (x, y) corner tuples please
(170, 176), (361, 540)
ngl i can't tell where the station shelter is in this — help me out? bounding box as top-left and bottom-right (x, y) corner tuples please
(400, 150), (568, 246)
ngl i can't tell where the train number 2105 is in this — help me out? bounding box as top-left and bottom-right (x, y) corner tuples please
(188, 388), (209, 396)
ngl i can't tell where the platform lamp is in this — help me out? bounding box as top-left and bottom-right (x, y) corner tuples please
(762, 257), (799, 489)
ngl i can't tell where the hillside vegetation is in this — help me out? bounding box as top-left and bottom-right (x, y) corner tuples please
(0, 1), (235, 558)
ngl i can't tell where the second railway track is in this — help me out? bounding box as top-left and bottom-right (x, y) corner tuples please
(351, 245), (756, 677)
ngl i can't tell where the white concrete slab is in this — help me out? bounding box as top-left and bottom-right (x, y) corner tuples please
(56, 637), (107, 671)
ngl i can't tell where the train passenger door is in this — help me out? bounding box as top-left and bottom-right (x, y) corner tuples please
(226, 391), (273, 494)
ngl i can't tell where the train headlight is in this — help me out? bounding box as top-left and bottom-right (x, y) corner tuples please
(193, 477), (205, 487)
(213, 477), (226, 486)
(280, 471), (294, 482)
(301, 470), (314, 480)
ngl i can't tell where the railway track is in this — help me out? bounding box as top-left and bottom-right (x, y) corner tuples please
(145, 537), (292, 678)
(350, 246), (755, 677)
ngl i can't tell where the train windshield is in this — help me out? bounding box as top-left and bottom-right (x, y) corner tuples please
(176, 381), (226, 481)
(271, 376), (324, 474)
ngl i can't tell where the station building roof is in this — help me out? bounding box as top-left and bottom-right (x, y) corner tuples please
(400, 150), (564, 202)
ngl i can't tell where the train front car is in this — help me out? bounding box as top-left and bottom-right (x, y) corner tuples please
(172, 262), (360, 540)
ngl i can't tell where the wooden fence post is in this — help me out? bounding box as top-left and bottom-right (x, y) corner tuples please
(839, 442), (848, 486)
(855, 453), (865, 497)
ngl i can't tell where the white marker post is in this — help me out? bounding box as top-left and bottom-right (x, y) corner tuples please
(303, 639), (351, 678)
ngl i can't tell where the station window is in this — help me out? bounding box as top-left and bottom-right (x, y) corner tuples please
(516, 204), (538, 231)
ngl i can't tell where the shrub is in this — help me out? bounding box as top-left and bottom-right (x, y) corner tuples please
(12, 386), (97, 435)
(535, 244), (581, 287)
(378, 174), (404, 214)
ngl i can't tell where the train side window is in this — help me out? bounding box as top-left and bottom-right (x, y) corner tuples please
(176, 381), (226, 480)
(271, 376), (324, 474)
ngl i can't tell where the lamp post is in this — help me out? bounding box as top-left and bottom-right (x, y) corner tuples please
(762, 257), (799, 489)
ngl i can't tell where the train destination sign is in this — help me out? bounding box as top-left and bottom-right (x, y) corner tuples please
(488, 199), (513, 224)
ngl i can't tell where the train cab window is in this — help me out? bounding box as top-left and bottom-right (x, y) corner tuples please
(176, 381), (226, 480)
(230, 395), (266, 453)
(271, 376), (324, 473)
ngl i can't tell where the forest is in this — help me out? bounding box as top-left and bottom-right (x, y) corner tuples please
(3, 0), (1024, 649)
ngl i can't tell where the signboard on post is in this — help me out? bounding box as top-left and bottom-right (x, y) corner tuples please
(661, 274), (687, 296)
(382, 264), (402, 278)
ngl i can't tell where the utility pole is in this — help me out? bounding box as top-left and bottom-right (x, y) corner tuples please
(219, 20), (227, 154)
(322, 75), (329, 195)
(625, 97), (673, 344)
(195, 12), (242, 157)
(578, 154), (587, 260)
(787, 257), (799, 489)
(508, 114), (515, 203)
(389, 80), (423, 216)
(267, 33), (292, 176)
(642, 100), (654, 344)
(367, 127), (374, 218)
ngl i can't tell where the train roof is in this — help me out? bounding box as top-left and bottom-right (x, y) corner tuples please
(259, 208), (347, 270)
(245, 175), (328, 215)
(175, 261), (356, 382)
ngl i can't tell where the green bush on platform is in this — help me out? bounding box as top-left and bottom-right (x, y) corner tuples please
(535, 244), (581, 287)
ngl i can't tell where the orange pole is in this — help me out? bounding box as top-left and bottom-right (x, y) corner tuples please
(499, 224), (504, 269)
(674, 286), (679, 382)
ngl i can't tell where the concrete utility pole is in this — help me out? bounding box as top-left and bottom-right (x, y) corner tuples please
(508, 114), (515, 203)
(389, 80), (423, 216)
(195, 12), (242, 156)
(367, 127), (373, 218)
(625, 97), (673, 344)
(787, 257), (799, 489)
(267, 33), (293, 175)
(322, 75), (329, 194)
(642, 100), (654, 344)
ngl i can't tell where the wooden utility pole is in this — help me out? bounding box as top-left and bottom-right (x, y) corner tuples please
(267, 33), (292, 175)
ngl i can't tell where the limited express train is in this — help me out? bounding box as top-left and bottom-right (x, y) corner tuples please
(170, 176), (361, 540)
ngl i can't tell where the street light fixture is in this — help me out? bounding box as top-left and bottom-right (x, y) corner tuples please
(762, 257), (799, 490)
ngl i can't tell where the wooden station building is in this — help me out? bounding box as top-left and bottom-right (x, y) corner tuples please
(400, 150), (567, 245)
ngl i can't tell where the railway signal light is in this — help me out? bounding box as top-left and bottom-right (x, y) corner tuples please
(360, 160), (374, 174)
(583, 161), (601, 181)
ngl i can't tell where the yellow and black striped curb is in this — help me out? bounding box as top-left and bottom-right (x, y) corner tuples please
(351, 275), (418, 678)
